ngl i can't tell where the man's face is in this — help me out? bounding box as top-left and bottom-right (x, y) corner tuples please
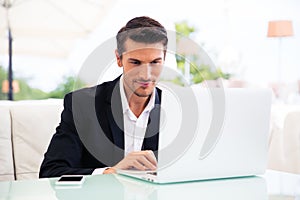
(116, 39), (165, 98)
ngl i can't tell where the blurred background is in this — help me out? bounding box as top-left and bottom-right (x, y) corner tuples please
(0, 0), (299, 102)
(1, 0), (300, 178)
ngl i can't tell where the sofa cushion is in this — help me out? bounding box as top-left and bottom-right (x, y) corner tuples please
(10, 99), (63, 180)
(0, 103), (15, 181)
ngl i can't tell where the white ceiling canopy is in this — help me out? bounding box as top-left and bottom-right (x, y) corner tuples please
(0, 0), (118, 58)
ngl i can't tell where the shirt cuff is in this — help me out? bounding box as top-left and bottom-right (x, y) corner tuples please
(92, 167), (110, 175)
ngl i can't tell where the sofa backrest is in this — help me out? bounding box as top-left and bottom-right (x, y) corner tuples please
(11, 100), (63, 180)
(0, 99), (63, 181)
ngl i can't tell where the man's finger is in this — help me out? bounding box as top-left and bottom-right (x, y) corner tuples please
(136, 156), (156, 170)
(131, 160), (147, 170)
(143, 150), (157, 166)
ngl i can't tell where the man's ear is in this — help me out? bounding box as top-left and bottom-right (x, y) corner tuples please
(115, 50), (122, 67)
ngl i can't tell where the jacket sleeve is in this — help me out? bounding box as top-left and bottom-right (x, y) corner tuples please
(39, 93), (95, 178)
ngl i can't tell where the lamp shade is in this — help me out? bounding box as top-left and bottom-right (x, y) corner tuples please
(267, 20), (294, 37)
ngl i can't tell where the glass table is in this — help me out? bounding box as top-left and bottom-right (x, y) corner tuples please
(0, 170), (299, 200)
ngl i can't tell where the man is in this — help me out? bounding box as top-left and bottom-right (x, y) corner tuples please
(39, 16), (168, 177)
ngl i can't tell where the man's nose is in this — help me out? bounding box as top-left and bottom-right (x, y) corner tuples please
(139, 64), (151, 80)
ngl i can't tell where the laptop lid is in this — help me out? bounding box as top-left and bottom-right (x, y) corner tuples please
(118, 84), (272, 184)
(155, 85), (272, 183)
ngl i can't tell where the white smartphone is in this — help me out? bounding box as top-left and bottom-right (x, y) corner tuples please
(55, 175), (85, 186)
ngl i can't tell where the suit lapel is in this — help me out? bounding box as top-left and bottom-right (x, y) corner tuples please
(104, 78), (125, 163)
(108, 82), (124, 148)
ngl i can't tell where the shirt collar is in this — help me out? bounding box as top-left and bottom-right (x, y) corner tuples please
(120, 75), (156, 115)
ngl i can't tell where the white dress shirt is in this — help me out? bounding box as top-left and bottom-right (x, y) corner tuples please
(92, 76), (155, 174)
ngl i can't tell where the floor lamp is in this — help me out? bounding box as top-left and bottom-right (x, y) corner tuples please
(267, 20), (294, 83)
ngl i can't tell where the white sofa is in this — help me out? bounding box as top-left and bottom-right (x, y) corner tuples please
(0, 99), (299, 181)
(268, 104), (300, 174)
(0, 99), (63, 181)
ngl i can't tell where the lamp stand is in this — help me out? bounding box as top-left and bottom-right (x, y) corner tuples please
(277, 37), (282, 83)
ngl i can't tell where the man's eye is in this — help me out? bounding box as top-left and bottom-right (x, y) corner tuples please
(130, 61), (140, 65)
(151, 60), (161, 65)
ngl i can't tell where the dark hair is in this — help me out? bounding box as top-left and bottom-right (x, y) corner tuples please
(116, 16), (168, 57)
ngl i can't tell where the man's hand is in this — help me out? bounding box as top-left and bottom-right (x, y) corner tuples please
(103, 150), (157, 174)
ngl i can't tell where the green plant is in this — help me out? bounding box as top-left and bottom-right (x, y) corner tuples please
(0, 65), (86, 100)
(175, 21), (230, 84)
(47, 76), (86, 99)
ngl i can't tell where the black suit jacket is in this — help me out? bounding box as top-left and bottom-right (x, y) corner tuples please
(39, 76), (161, 178)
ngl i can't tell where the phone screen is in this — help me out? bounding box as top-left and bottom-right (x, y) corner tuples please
(58, 176), (83, 182)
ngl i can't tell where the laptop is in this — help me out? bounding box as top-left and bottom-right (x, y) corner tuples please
(117, 84), (272, 184)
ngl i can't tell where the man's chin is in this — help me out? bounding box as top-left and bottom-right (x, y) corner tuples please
(133, 90), (153, 98)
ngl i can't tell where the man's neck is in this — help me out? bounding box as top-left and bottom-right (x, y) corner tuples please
(125, 91), (151, 118)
